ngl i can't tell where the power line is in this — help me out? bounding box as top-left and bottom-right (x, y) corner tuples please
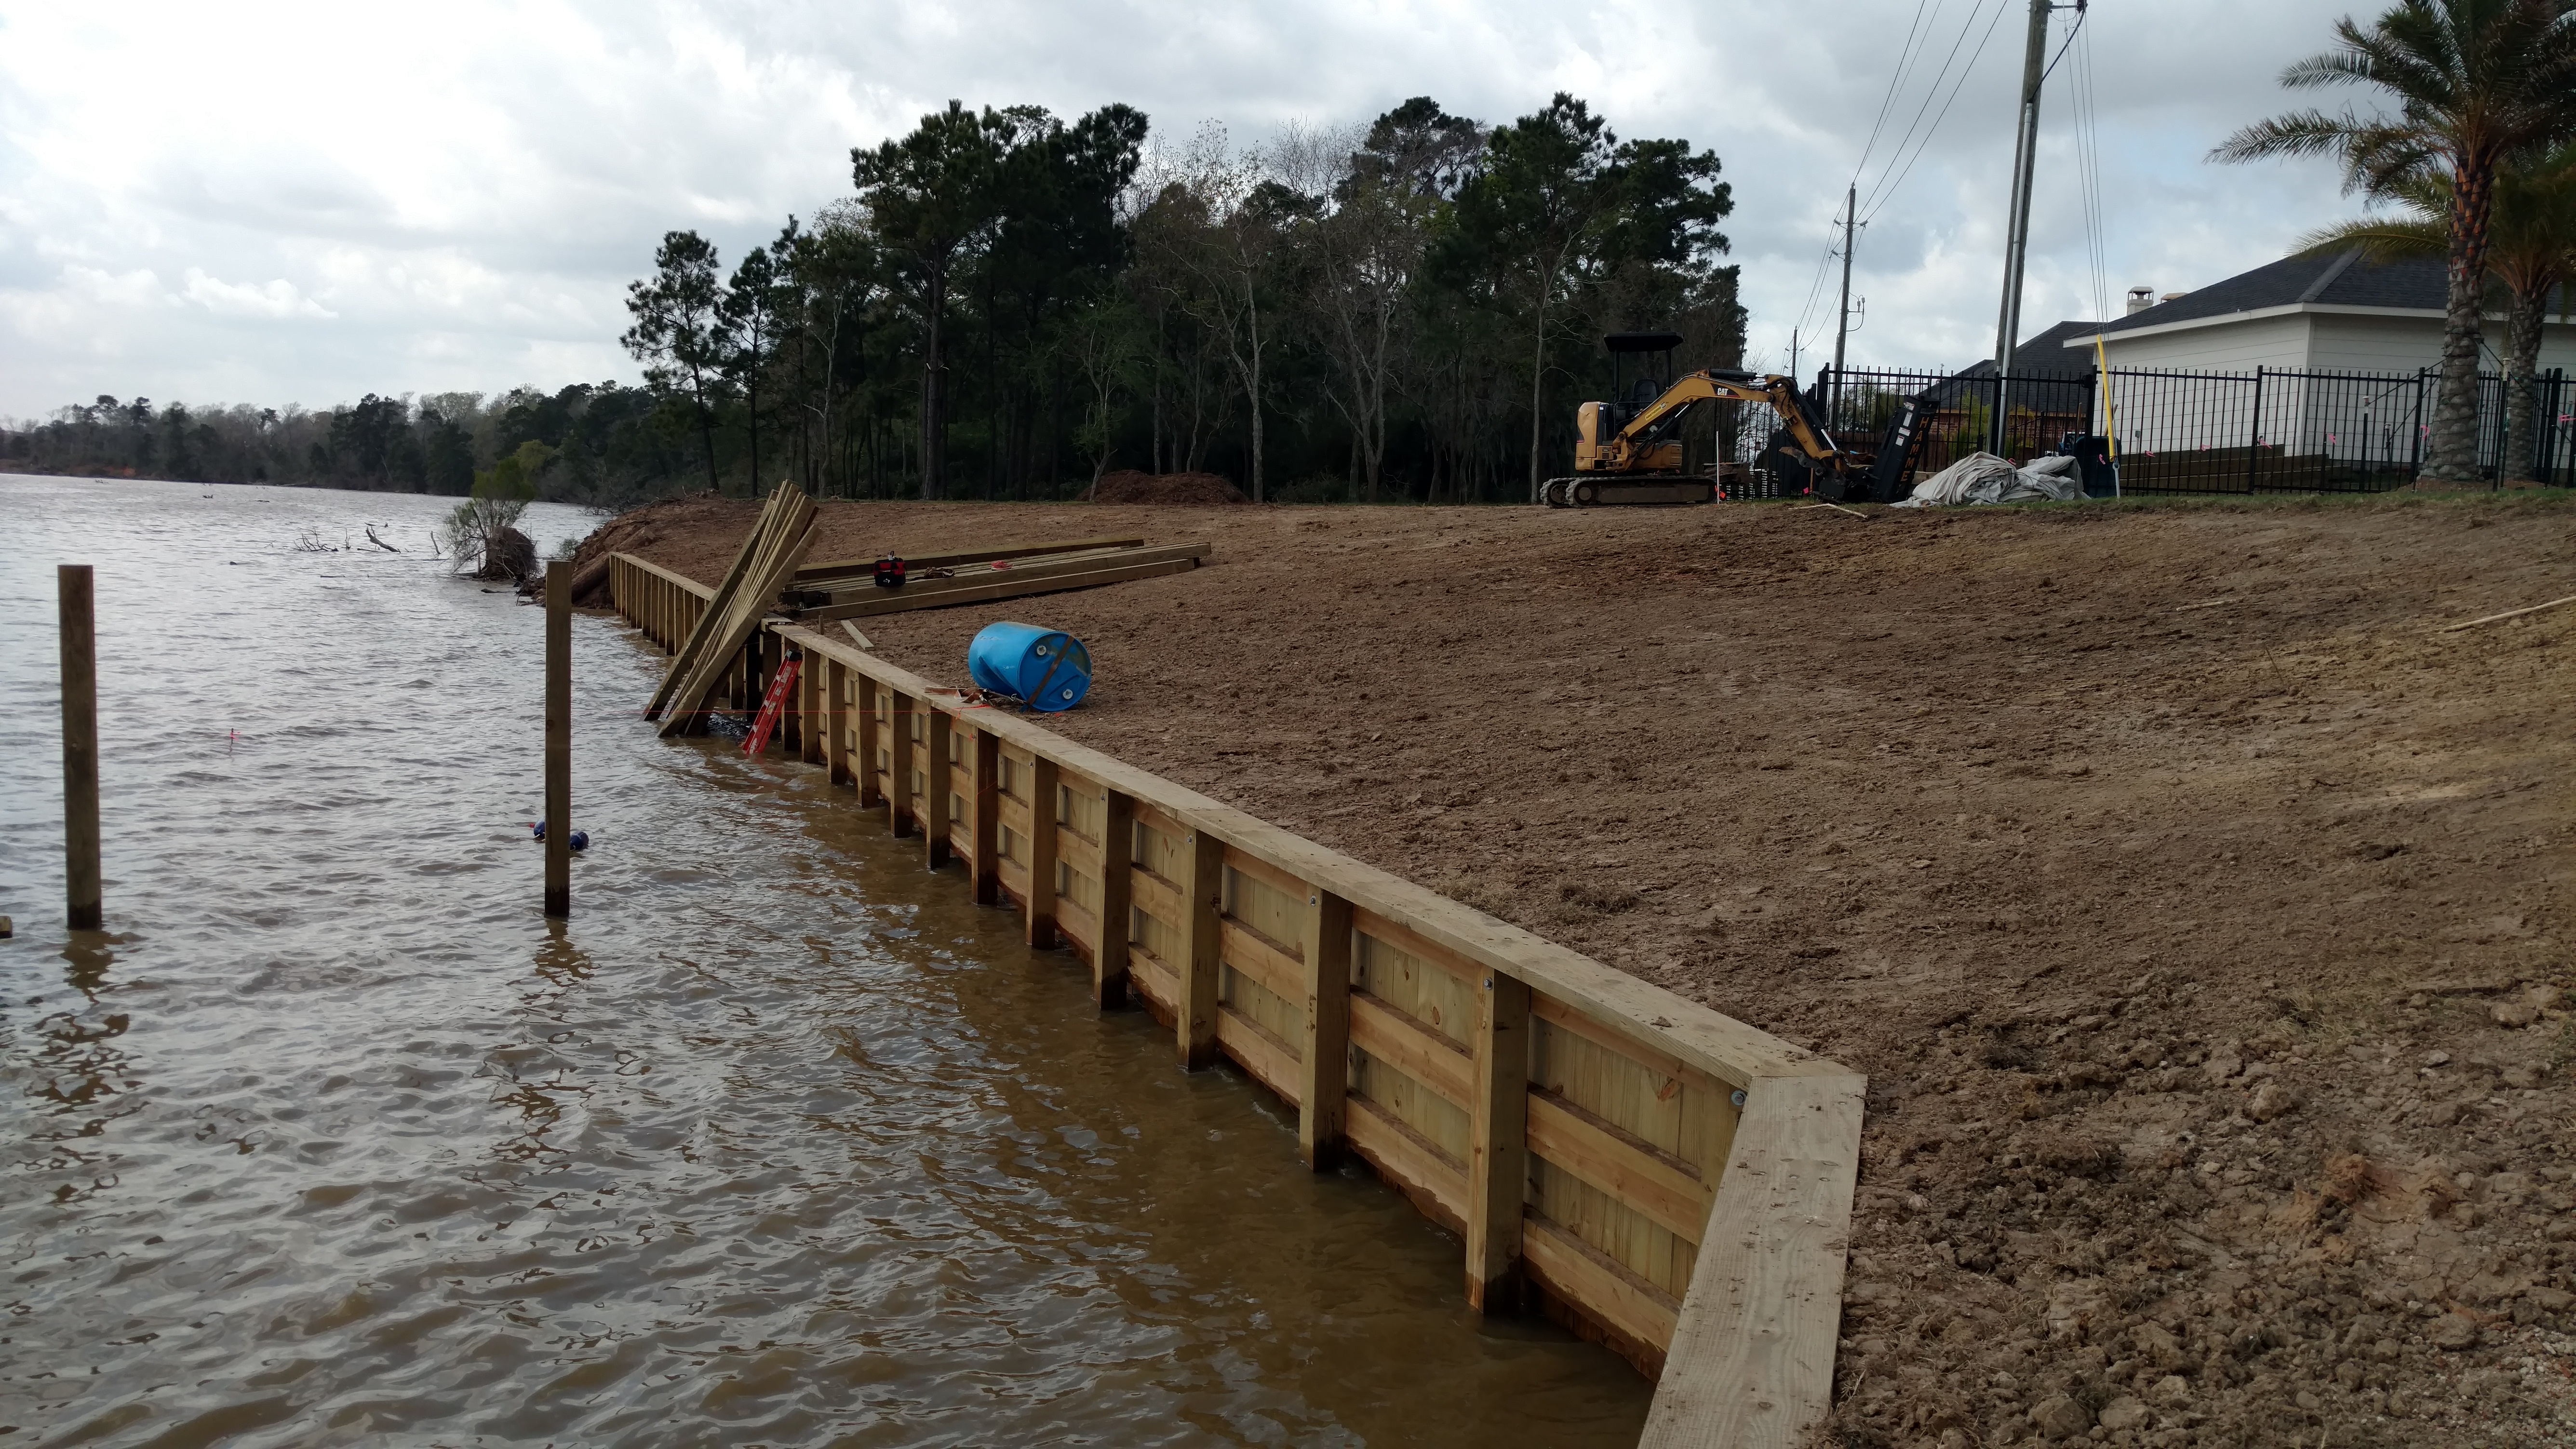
(1865, 0), (2019, 224)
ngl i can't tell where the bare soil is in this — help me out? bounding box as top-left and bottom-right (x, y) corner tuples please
(577, 489), (2576, 1448)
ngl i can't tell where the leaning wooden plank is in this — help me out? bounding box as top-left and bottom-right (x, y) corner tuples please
(664, 487), (798, 710)
(643, 489), (781, 720)
(798, 554), (1203, 622)
(1638, 1072), (1865, 1449)
(656, 493), (816, 738)
(794, 536), (1146, 583)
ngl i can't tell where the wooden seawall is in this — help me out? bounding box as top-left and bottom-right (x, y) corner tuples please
(608, 551), (1865, 1448)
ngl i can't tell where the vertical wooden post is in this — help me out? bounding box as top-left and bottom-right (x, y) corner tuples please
(1298, 887), (1353, 1169)
(971, 729), (1000, 904)
(1025, 756), (1060, 948)
(1178, 829), (1223, 1068)
(924, 705), (953, 868)
(1094, 792), (1134, 1009)
(543, 561), (571, 919)
(58, 565), (102, 932)
(855, 674), (884, 807)
(798, 648), (823, 763)
(1465, 969), (1532, 1311)
(823, 659), (850, 785)
(888, 689), (916, 835)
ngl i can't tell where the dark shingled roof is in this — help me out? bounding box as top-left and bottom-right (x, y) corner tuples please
(2096, 249), (2448, 336)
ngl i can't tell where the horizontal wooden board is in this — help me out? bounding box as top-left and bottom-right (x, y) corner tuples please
(1219, 917), (1303, 1002)
(1130, 864), (1184, 931)
(995, 855), (1030, 899)
(1348, 990), (1473, 1109)
(1217, 1004), (1301, 1107)
(1529, 1088), (1714, 1245)
(1056, 896), (1098, 953)
(1524, 1211), (1681, 1355)
(1134, 801), (1190, 844)
(998, 796), (1031, 839)
(1225, 846), (1310, 905)
(1130, 943), (1180, 1020)
(1058, 826), (1102, 874)
(1353, 904), (1482, 988)
(1345, 1096), (1468, 1233)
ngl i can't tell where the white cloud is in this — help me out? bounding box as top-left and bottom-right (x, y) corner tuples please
(0, 0), (2376, 413)
(181, 268), (335, 319)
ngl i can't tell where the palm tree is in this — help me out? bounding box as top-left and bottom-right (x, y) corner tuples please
(2214, 0), (2576, 485)
(2295, 147), (2576, 482)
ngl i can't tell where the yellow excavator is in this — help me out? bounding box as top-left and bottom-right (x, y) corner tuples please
(1541, 332), (1930, 506)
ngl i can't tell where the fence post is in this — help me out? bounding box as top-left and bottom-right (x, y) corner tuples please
(2245, 365), (2266, 493)
(2409, 369), (2428, 481)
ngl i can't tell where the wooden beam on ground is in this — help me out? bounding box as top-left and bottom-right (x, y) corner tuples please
(794, 536), (1146, 584)
(797, 548), (1208, 622)
(1638, 1072), (1865, 1449)
(1466, 968), (1531, 1311)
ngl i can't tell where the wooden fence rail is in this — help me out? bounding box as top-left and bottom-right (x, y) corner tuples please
(604, 552), (1864, 1449)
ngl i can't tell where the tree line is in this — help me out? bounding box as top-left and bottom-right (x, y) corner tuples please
(624, 92), (1742, 505)
(1, 91), (1742, 507)
(0, 383), (691, 504)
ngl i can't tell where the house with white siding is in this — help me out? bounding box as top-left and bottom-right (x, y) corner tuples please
(2060, 252), (2574, 479)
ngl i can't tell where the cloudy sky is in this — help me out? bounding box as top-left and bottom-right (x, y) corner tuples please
(0, 0), (2375, 419)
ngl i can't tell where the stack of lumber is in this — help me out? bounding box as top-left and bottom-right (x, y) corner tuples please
(787, 537), (1209, 621)
(646, 483), (818, 738)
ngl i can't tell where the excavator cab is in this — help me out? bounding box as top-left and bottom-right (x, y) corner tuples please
(1602, 331), (1682, 431)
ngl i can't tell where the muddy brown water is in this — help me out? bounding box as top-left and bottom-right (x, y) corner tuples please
(0, 477), (1650, 1447)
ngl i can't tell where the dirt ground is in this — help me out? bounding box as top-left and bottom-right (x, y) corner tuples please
(573, 487), (2576, 1448)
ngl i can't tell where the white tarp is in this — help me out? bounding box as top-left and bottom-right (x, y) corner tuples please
(1892, 451), (2087, 508)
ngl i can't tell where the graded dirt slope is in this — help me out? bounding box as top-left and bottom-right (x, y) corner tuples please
(580, 490), (2576, 1448)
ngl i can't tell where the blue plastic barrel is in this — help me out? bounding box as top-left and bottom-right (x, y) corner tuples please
(968, 622), (1092, 711)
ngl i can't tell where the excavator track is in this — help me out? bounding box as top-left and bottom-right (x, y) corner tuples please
(1541, 474), (1715, 508)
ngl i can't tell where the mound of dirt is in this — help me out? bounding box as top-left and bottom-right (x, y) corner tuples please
(1086, 470), (1248, 506)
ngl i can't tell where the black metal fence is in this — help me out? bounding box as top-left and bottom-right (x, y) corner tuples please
(1734, 363), (2574, 495)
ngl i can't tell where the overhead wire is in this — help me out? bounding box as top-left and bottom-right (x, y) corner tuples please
(1857, 0), (2012, 225)
(1788, 0), (1952, 349)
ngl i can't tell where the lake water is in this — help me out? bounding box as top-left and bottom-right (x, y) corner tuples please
(0, 476), (1650, 1447)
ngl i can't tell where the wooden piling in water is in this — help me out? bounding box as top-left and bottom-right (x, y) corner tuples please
(544, 561), (570, 918)
(58, 565), (102, 932)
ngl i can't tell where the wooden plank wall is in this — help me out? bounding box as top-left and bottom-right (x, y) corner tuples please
(601, 555), (1861, 1449)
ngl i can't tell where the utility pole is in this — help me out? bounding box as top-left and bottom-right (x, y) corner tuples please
(1834, 184), (1859, 376)
(1834, 183), (1860, 424)
(1990, 0), (2057, 455)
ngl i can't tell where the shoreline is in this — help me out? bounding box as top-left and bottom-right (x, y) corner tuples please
(593, 490), (2576, 1447)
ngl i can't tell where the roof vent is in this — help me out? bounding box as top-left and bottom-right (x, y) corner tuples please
(2126, 286), (2154, 315)
(2161, 292), (2186, 302)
